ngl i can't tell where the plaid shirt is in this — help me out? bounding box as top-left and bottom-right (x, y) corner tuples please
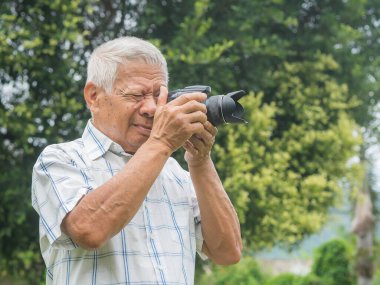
(32, 120), (205, 285)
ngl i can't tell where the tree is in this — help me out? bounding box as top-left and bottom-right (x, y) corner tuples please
(1, 0), (379, 282)
(0, 0), (91, 282)
(136, 0), (371, 249)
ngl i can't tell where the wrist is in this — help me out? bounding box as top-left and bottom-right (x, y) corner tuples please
(144, 137), (174, 157)
(187, 154), (213, 168)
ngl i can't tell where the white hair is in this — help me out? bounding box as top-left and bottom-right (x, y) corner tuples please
(86, 36), (168, 93)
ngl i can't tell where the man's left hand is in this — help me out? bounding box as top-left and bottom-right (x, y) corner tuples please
(184, 121), (218, 167)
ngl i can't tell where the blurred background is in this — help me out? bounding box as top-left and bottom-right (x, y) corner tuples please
(1, 0), (380, 284)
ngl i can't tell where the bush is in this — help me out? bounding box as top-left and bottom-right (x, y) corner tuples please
(372, 266), (380, 285)
(200, 257), (267, 285)
(265, 273), (301, 285)
(266, 272), (329, 285)
(294, 274), (324, 285)
(311, 239), (354, 285)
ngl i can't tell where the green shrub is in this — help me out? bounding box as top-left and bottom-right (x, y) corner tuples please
(372, 268), (380, 285)
(294, 274), (324, 285)
(266, 273), (301, 285)
(200, 257), (266, 285)
(266, 273), (327, 285)
(311, 239), (354, 285)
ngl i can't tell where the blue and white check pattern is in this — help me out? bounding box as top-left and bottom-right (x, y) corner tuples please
(32, 120), (205, 285)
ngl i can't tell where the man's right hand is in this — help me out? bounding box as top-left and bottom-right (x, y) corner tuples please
(149, 86), (208, 153)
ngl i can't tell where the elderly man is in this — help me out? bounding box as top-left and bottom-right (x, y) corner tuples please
(32, 36), (242, 285)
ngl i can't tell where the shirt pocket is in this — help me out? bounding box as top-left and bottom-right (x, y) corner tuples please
(167, 199), (196, 255)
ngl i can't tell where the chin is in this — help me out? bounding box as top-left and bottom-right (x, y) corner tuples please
(124, 137), (149, 153)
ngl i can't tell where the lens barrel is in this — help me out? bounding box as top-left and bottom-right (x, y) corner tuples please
(168, 85), (247, 126)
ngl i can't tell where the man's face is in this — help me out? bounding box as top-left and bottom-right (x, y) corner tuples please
(89, 61), (166, 153)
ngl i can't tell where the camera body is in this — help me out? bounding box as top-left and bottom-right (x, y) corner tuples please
(168, 85), (247, 126)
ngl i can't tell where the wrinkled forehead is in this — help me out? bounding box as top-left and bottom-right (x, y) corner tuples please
(113, 62), (167, 92)
(118, 59), (167, 80)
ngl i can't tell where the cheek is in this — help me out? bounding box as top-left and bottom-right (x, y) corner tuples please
(115, 106), (137, 127)
(96, 97), (114, 116)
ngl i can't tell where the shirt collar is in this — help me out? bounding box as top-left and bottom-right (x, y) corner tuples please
(82, 120), (132, 160)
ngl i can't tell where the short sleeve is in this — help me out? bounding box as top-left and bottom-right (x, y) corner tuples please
(31, 145), (92, 250)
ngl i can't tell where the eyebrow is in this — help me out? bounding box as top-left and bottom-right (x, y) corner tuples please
(117, 88), (143, 95)
(118, 87), (161, 97)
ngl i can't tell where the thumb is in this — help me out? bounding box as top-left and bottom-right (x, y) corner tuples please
(157, 86), (168, 107)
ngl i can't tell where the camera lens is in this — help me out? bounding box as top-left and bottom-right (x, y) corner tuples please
(168, 86), (247, 126)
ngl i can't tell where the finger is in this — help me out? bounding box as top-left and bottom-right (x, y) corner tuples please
(185, 111), (208, 124)
(194, 125), (216, 147)
(170, 92), (207, 106)
(157, 86), (168, 107)
(188, 135), (206, 150)
(187, 122), (206, 136)
(203, 121), (218, 137)
(197, 129), (214, 144)
(192, 123), (215, 143)
(179, 100), (207, 114)
(184, 139), (204, 156)
(190, 130), (215, 149)
(183, 140), (196, 153)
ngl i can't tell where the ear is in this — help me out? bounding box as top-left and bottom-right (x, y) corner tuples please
(84, 82), (99, 113)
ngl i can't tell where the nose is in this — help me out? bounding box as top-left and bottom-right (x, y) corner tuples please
(139, 95), (157, 118)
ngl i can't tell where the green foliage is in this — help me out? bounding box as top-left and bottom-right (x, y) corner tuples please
(0, 0), (92, 282)
(213, 56), (360, 248)
(138, 0), (375, 249)
(266, 273), (301, 285)
(374, 269), (380, 285)
(1, 0), (379, 282)
(311, 239), (355, 285)
(373, 241), (380, 285)
(294, 274), (325, 285)
(199, 257), (267, 285)
(266, 273), (324, 285)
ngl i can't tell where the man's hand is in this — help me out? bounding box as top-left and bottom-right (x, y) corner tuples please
(149, 86), (208, 154)
(184, 121), (218, 167)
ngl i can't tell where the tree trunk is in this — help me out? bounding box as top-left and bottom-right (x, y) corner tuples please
(351, 172), (375, 285)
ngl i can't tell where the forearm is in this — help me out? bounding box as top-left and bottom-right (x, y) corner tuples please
(61, 139), (172, 249)
(189, 158), (242, 265)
